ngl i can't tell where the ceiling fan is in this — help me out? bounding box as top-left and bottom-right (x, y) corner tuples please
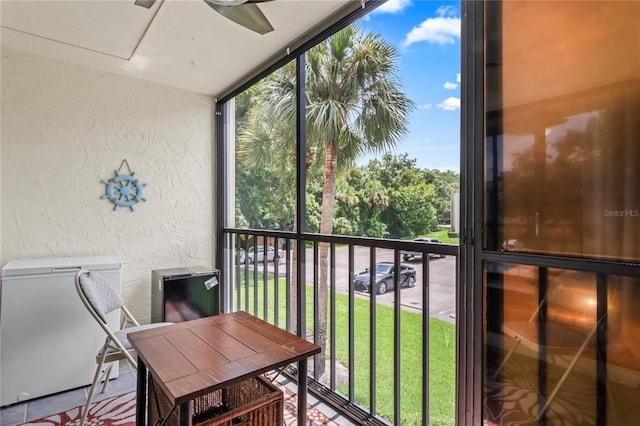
(203, 0), (274, 35)
(134, 0), (274, 35)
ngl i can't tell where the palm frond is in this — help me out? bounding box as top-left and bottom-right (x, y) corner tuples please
(239, 23), (416, 214)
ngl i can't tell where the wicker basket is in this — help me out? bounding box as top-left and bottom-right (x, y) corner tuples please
(148, 376), (284, 426)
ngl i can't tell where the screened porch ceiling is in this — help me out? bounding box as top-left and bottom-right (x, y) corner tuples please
(0, 0), (356, 97)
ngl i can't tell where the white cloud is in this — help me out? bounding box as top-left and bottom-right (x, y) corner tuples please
(437, 97), (460, 111)
(417, 103), (433, 110)
(402, 6), (460, 47)
(444, 73), (461, 89)
(436, 5), (457, 17)
(374, 0), (411, 14)
(402, 15), (461, 46)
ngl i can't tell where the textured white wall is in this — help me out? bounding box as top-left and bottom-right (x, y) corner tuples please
(1, 48), (216, 322)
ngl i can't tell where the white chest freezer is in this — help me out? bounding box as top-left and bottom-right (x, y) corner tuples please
(1, 256), (121, 406)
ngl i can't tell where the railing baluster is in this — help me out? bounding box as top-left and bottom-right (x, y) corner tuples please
(234, 234), (240, 312)
(596, 273), (608, 426)
(370, 247), (377, 417)
(313, 241), (320, 380)
(297, 238), (306, 339)
(286, 238), (291, 332)
(244, 235), (249, 313)
(274, 241), (280, 327)
(537, 267), (548, 422)
(423, 254), (430, 426)
(348, 244), (355, 403)
(263, 239), (268, 321)
(253, 243), (259, 316)
(330, 242), (336, 391)
(394, 249), (401, 425)
(225, 233), (232, 314)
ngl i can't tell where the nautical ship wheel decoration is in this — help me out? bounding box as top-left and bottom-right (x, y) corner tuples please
(101, 160), (147, 211)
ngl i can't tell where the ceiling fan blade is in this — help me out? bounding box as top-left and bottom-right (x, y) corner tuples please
(204, 2), (274, 35)
(134, 0), (157, 9)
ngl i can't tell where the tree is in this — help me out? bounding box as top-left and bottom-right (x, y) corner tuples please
(240, 25), (414, 375)
(305, 25), (414, 374)
(359, 178), (390, 237)
(333, 175), (360, 235)
(375, 153), (419, 189)
(393, 182), (437, 238)
(423, 169), (459, 225)
(365, 154), (435, 238)
(236, 60), (312, 334)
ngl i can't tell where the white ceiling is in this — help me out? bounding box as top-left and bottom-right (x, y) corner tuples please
(0, 0), (356, 97)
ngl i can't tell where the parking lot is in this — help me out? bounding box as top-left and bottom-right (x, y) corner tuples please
(254, 245), (457, 324)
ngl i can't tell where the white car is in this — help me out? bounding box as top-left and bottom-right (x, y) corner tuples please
(401, 238), (446, 261)
(237, 246), (278, 264)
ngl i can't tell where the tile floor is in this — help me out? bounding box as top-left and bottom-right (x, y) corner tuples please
(0, 369), (351, 426)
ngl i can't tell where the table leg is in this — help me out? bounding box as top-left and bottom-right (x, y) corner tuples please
(136, 356), (147, 426)
(298, 358), (308, 425)
(179, 402), (190, 426)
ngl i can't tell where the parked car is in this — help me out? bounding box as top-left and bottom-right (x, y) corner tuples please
(237, 246), (278, 264)
(353, 262), (416, 295)
(401, 237), (446, 261)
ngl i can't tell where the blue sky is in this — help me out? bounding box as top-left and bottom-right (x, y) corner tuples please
(357, 0), (461, 172)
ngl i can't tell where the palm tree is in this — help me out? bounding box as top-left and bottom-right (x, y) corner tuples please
(239, 24), (414, 375)
(306, 25), (413, 374)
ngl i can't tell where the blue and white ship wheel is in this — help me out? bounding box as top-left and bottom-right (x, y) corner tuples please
(102, 171), (147, 211)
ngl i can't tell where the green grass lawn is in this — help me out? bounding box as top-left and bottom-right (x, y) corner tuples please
(426, 229), (459, 245)
(233, 271), (456, 426)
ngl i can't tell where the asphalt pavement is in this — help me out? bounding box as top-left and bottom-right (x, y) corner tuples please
(258, 245), (457, 324)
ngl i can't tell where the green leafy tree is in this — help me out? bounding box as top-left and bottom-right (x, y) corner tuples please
(359, 154), (457, 237)
(423, 169), (459, 225)
(359, 178), (390, 237)
(375, 153), (420, 189)
(393, 182), (437, 238)
(333, 175), (360, 235)
(234, 81), (297, 230)
(236, 60), (313, 332)
(366, 154), (432, 238)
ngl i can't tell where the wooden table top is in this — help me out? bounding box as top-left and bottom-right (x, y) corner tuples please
(128, 311), (320, 405)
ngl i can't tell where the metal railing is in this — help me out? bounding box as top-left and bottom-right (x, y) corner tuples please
(222, 228), (459, 425)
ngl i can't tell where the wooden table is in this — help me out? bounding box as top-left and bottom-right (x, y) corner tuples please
(128, 311), (321, 426)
